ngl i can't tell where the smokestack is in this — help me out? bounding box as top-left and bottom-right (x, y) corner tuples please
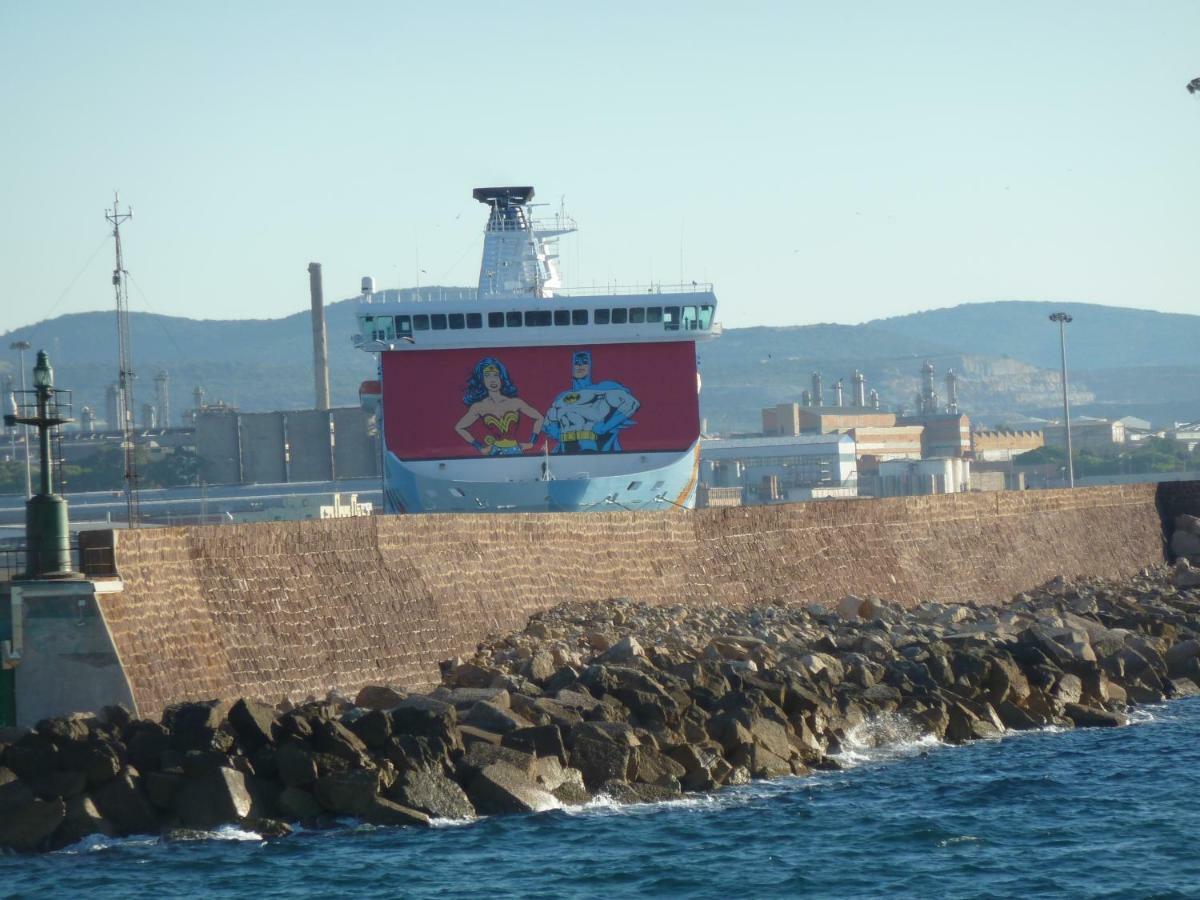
(801, 389), (811, 407)
(811, 371), (824, 408)
(853, 370), (866, 408)
(945, 369), (959, 415)
(193, 385), (205, 412)
(869, 389), (880, 410)
(833, 379), (844, 408)
(308, 262), (331, 411)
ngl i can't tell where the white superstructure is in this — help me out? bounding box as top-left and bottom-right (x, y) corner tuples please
(356, 186), (720, 514)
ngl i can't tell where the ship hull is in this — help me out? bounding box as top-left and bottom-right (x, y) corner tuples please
(382, 444), (700, 513)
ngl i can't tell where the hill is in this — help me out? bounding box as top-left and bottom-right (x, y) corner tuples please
(2, 299), (1199, 433)
(870, 301), (1200, 371)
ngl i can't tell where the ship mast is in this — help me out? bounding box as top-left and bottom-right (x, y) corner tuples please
(106, 193), (140, 527)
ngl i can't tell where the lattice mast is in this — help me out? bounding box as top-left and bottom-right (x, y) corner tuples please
(106, 193), (139, 526)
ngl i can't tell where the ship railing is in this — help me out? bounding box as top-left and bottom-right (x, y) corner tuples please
(552, 282), (716, 298)
(485, 215), (578, 234)
(359, 282), (716, 306)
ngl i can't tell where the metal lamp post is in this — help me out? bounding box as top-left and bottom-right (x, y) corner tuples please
(1049, 312), (1075, 488)
(9, 340), (32, 499)
(4, 350), (74, 578)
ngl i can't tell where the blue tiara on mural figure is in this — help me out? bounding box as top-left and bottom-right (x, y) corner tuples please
(455, 356), (545, 456)
(543, 350), (640, 454)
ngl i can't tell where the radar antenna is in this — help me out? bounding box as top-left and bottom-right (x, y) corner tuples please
(106, 193), (140, 527)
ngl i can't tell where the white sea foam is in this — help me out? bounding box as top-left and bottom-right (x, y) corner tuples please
(55, 833), (161, 855)
(833, 713), (943, 768)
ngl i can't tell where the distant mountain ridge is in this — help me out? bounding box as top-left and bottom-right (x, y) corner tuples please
(2, 299), (1198, 432)
(868, 301), (1200, 371)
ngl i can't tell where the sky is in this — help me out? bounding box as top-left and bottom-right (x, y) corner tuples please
(1, 1), (1198, 335)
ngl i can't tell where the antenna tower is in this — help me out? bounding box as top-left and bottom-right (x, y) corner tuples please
(106, 193), (140, 526)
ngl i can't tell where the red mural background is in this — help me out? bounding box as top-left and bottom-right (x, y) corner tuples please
(382, 341), (700, 460)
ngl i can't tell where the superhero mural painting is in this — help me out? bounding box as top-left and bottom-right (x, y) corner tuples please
(542, 350), (640, 454)
(382, 341), (696, 461)
(454, 356), (545, 456)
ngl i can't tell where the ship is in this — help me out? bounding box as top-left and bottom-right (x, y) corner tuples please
(354, 186), (719, 513)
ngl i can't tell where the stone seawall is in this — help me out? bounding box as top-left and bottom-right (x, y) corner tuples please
(95, 483), (1189, 718)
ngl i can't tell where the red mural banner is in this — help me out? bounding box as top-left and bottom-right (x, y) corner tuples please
(382, 341), (700, 461)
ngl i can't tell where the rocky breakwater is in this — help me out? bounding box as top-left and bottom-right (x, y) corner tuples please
(3, 552), (1200, 852)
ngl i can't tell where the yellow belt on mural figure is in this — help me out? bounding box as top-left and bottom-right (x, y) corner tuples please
(484, 437), (519, 449)
(560, 430), (597, 442)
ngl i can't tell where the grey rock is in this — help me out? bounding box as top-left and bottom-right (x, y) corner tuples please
(345, 709), (392, 749)
(174, 767), (253, 828)
(89, 767), (159, 836)
(502, 724), (567, 764)
(467, 762), (559, 815)
(362, 795), (431, 827)
(1063, 703), (1128, 728)
(228, 698), (279, 752)
(276, 786), (323, 821)
(275, 740), (319, 787)
(462, 700), (532, 735)
(313, 769), (382, 816)
(53, 794), (116, 848)
(0, 781), (66, 851)
(354, 685), (407, 710)
(390, 696), (459, 742)
(387, 768), (475, 820)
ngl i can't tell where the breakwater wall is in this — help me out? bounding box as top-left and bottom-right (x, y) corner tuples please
(82, 482), (1198, 720)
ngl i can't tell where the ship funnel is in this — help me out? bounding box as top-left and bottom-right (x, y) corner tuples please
(308, 262), (331, 411)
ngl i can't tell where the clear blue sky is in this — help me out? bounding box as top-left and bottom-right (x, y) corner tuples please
(2, 1), (1197, 335)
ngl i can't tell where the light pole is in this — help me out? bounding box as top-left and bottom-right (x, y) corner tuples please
(9, 340), (32, 499)
(1049, 312), (1074, 488)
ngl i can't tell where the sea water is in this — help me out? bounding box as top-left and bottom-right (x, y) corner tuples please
(4, 699), (1200, 899)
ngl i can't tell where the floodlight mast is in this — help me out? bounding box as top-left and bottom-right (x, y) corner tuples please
(1049, 312), (1074, 488)
(106, 194), (140, 527)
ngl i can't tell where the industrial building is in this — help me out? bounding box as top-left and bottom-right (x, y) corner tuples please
(1043, 418), (1126, 452)
(698, 433), (857, 506)
(194, 406), (379, 485)
(869, 457), (972, 497)
(972, 429), (1045, 462)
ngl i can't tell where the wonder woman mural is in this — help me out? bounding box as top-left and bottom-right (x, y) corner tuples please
(455, 356), (544, 455)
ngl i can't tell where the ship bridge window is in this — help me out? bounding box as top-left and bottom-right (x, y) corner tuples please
(506, 311), (522, 327)
(611, 308), (628, 324)
(594, 309), (610, 325)
(431, 314), (448, 330)
(629, 308), (646, 324)
(525, 310), (552, 327)
(396, 315), (412, 335)
(413, 314), (430, 331)
(682, 306), (702, 330)
(449, 313), (465, 329)
(488, 312), (505, 328)
(698, 305), (714, 329)
(359, 315), (396, 341)
(572, 309), (589, 325)
(663, 306), (680, 330)
(647, 307), (663, 323)
(467, 313), (482, 329)
(554, 309), (570, 326)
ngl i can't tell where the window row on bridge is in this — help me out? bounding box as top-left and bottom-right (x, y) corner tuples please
(359, 305), (713, 340)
